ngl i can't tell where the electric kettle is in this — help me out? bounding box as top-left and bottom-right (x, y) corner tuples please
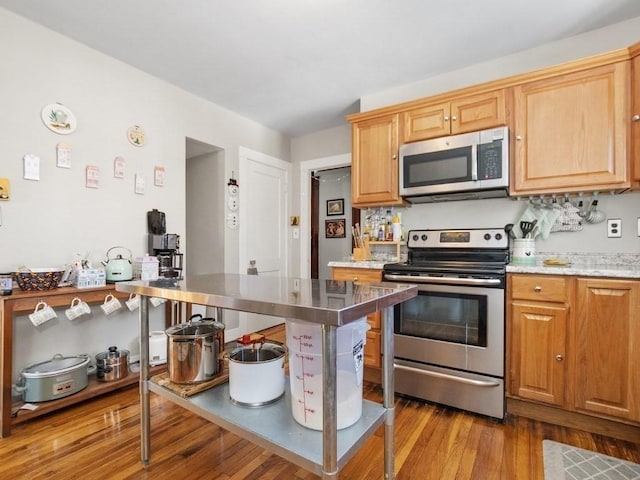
(102, 246), (133, 283)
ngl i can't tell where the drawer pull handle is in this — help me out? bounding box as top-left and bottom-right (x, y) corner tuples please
(555, 354), (564, 361)
(534, 286), (542, 292)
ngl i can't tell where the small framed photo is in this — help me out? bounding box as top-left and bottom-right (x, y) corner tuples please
(325, 218), (346, 238)
(326, 198), (344, 216)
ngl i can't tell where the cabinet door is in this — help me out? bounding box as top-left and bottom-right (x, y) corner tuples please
(632, 53), (640, 185)
(574, 279), (640, 421)
(401, 91), (506, 143)
(402, 102), (450, 142)
(351, 114), (402, 206)
(450, 90), (506, 135)
(331, 267), (383, 368)
(510, 301), (567, 406)
(512, 62), (629, 194)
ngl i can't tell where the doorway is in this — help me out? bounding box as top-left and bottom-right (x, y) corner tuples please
(299, 154), (351, 279)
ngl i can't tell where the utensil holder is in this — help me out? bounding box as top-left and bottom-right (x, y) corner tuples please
(353, 242), (371, 261)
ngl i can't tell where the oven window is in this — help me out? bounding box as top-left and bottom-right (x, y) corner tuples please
(396, 291), (487, 347)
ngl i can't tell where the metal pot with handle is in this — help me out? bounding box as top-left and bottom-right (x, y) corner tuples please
(165, 314), (225, 384)
(95, 346), (129, 382)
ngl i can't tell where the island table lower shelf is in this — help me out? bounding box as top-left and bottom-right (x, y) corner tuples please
(148, 378), (386, 476)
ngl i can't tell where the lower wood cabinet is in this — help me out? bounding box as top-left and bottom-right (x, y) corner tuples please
(331, 267), (383, 381)
(508, 274), (640, 427)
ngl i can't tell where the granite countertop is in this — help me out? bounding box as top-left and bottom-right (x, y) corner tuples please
(328, 261), (388, 270)
(507, 253), (640, 279)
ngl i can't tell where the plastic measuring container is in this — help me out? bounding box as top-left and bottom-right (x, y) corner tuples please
(286, 318), (369, 430)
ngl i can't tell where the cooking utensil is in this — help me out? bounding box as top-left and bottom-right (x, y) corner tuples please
(165, 314), (225, 384)
(584, 196), (605, 224)
(504, 223), (515, 239)
(96, 346), (129, 382)
(228, 341), (286, 407)
(102, 246), (133, 282)
(17, 354), (94, 402)
(520, 220), (537, 239)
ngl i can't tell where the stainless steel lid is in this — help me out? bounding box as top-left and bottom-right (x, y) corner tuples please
(165, 317), (224, 338)
(22, 354), (90, 378)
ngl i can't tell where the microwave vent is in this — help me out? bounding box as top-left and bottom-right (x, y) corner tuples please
(404, 188), (509, 204)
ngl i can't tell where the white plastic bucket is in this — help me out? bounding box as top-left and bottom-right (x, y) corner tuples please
(286, 318), (369, 430)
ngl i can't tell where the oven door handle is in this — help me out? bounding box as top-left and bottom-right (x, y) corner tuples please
(394, 363), (501, 388)
(384, 273), (502, 287)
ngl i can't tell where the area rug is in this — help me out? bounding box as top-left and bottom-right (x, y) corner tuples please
(543, 439), (640, 480)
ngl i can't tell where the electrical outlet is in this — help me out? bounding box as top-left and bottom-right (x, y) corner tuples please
(607, 218), (622, 238)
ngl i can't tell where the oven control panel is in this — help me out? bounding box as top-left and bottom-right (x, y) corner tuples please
(407, 228), (508, 249)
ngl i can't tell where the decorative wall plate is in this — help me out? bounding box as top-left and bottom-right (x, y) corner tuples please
(41, 103), (77, 134)
(127, 125), (146, 146)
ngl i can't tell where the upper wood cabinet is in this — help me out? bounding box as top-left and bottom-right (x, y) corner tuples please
(631, 44), (640, 187)
(350, 113), (403, 207)
(511, 61), (630, 195)
(402, 90), (506, 143)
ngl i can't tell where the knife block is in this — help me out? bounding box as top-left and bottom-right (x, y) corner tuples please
(352, 243), (371, 261)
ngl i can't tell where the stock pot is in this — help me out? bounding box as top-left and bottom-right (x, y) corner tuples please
(228, 341), (286, 406)
(166, 315), (225, 384)
(96, 346), (129, 382)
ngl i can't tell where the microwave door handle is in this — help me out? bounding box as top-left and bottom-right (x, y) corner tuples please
(471, 144), (478, 181)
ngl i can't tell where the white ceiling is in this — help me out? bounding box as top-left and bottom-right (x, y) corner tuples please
(2, 0), (640, 137)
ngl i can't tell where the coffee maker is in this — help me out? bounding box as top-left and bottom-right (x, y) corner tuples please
(147, 209), (184, 279)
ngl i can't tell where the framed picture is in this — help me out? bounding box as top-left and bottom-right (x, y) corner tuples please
(325, 218), (346, 238)
(326, 198), (344, 216)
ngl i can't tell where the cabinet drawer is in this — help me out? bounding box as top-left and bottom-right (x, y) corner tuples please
(364, 331), (381, 368)
(331, 267), (382, 283)
(511, 275), (567, 302)
(366, 311), (381, 330)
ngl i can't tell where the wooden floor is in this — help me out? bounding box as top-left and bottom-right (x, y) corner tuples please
(2, 325), (639, 479)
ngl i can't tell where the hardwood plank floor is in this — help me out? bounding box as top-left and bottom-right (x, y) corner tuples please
(3, 324), (639, 479)
(2, 382), (639, 480)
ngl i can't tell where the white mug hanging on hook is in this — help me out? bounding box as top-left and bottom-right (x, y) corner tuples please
(29, 301), (58, 326)
(511, 239), (536, 266)
(125, 293), (140, 311)
(65, 297), (91, 321)
(101, 294), (122, 315)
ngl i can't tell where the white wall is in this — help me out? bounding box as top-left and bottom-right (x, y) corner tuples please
(0, 8), (290, 382)
(186, 150), (225, 275)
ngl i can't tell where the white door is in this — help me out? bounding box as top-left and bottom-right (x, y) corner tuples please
(232, 147), (290, 338)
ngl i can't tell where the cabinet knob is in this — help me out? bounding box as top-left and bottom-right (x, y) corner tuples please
(555, 354), (564, 361)
(516, 135), (523, 141)
(352, 276), (359, 282)
(451, 115), (457, 121)
(534, 285), (542, 292)
(633, 114), (640, 122)
(444, 115), (450, 121)
(391, 154), (397, 160)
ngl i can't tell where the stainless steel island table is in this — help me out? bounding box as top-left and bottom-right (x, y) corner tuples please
(116, 273), (417, 480)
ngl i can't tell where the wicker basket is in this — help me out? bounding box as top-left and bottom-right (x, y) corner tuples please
(14, 269), (65, 291)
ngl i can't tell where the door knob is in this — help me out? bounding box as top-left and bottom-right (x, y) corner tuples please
(555, 354), (564, 361)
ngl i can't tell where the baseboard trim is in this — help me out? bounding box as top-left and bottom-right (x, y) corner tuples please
(507, 397), (640, 442)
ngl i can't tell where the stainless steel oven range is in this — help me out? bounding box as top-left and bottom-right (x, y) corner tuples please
(383, 227), (509, 419)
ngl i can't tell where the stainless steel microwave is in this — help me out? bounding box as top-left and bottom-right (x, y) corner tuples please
(399, 126), (509, 203)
